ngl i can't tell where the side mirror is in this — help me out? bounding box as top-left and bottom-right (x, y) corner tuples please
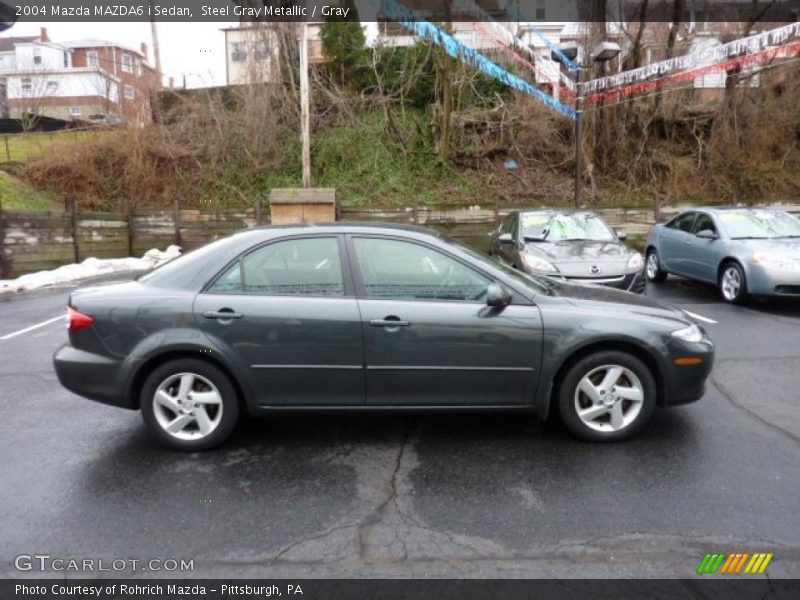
(486, 283), (511, 307)
(497, 232), (514, 245)
(696, 229), (717, 240)
(616, 230), (628, 241)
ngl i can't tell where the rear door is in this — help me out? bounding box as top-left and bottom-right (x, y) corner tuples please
(348, 235), (543, 407)
(194, 235), (365, 406)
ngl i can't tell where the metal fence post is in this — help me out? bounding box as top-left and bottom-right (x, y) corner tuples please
(70, 199), (79, 264)
(0, 198), (6, 279)
(172, 197), (181, 247)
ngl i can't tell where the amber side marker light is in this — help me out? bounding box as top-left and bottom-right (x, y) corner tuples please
(674, 356), (703, 366)
(67, 306), (95, 331)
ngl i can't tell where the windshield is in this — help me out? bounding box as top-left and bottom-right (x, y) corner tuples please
(521, 212), (616, 242)
(719, 210), (800, 239)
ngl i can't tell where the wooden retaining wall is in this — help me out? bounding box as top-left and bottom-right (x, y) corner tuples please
(2, 202), (800, 279)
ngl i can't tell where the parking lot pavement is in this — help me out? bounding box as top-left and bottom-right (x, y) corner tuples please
(1, 275), (799, 579)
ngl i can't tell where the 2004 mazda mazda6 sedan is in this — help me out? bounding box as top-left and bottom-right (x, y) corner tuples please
(53, 223), (714, 450)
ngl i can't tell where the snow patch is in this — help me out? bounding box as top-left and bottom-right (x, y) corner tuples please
(0, 245), (182, 294)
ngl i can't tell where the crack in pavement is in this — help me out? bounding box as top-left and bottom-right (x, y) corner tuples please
(709, 374), (800, 447)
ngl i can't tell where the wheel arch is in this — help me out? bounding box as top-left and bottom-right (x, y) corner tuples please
(717, 256), (746, 281)
(127, 350), (250, 413)
(542, 339), (666, 420)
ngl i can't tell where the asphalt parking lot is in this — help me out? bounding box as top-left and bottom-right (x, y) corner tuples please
(1, 274), (799, 579)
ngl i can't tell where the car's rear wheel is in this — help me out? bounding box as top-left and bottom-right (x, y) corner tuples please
(558, 351), (656, 442)
(719, 262), (748, 305)
(645, 249), (667, 283)
(141, 359), (239, 451)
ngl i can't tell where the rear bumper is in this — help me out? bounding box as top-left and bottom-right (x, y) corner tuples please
(53, 344), (135, 409)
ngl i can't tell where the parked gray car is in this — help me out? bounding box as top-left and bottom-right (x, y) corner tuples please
(490, 210), (646, 293)
(54, 223), (713, 450)
(645, 207), (800, 304)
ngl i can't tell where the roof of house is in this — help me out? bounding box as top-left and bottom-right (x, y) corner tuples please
(60, 38), (146, 58)
(0, 36), (39, 52)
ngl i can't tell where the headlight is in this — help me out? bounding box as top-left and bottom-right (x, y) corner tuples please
(521, 254), (558, 274)
(671, 324), (704, 343)
(752, 252), (800, 271)
(627, 252), (643, 271)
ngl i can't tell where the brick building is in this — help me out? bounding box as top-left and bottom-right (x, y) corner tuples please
(0, 28), (158, 123)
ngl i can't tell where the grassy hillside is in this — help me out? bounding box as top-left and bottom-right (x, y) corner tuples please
(0, 171), (60, 211)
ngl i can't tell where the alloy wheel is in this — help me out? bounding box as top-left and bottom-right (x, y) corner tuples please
(721, 266), (741, 302)
(152, 372), (223, 441)
(574, 364), (645, 433)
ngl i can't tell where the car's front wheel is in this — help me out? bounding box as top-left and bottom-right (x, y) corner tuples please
(719, 262), (748, 305)
(141, 359), (240, 451)
(557, 351), (656, 442)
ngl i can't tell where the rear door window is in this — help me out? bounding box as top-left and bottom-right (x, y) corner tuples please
(209, 237), (345, 297)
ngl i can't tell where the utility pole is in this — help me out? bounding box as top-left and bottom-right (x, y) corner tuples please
(574, 64), (584, 208)
(299, 22), (311, 188)
(149, 2), (162, 88)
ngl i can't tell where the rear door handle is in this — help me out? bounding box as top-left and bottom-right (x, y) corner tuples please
(203, 309), (243, 320)
(369, 318), (410, 328)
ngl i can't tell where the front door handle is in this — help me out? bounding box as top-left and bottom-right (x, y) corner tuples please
(369, 317), (410, 328)
(203, 309), (243, 320)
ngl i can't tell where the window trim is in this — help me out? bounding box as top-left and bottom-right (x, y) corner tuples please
(123, 84), (135, 99)
(121, 52), (134, 73)
(346, 234), (497, 305)
(86, 50), (99, 67)
(202, 234), (354, 298)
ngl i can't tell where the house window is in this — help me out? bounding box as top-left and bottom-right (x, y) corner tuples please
(21, 77), (32, 91)
(46, 80), (59, 92)
(254, 40), (270, 61)
(63, 51), (68, 68)
(536, 0), (546, 20)
(69, 106), (82, 116)
(33, 47), (42, 65)
(87, 50), (99, 67)
(123, 84), (135, 99)
(121, 53), (133, 73)
(230, 41), (246, 63)
(135, 59), (142, 77)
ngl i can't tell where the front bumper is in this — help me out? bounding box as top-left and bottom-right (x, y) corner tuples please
(747, 264), (800, 297)
(564, 269), (647, 294)
(660, 337), (715, 406)
(53, 344), (135, 409)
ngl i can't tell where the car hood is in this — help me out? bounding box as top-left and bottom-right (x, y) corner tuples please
(523, 240), (632, 277)
(543, 278), (691, 327)
(733, 238), (800, 258)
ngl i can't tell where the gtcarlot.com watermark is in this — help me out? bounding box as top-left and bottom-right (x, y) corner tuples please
(14, 554), (194, 573)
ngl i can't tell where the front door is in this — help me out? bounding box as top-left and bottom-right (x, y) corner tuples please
(348, 236), (543, 406)
(195, 235), (364, 406)
(660, 212), (697, 275)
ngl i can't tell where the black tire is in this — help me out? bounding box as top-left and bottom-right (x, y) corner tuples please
(718, 261), (748, 305)
(645, 248), (667, 283)
(141, 358), (240, 451)
(557, 350), (657, 442)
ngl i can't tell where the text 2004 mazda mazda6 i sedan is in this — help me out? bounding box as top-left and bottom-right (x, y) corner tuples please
(54, 223), (714, 450)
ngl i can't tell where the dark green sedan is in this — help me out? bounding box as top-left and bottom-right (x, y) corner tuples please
(54, 223), (714, 450)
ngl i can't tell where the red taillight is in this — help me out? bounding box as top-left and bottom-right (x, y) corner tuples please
(67, 306), (95, 331)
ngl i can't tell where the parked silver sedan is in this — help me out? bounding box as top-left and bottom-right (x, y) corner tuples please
(645, 207), (800, 304)
(490, 210), (646, 294)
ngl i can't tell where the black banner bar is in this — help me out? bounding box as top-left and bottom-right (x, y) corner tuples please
(3, 1), (800, 23)
(3, 579), (800, 600)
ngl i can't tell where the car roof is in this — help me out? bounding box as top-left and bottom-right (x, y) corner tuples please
(232, 221), (447, 241)
(511, 209), (599, 217)
(681, 206), (785, 215)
